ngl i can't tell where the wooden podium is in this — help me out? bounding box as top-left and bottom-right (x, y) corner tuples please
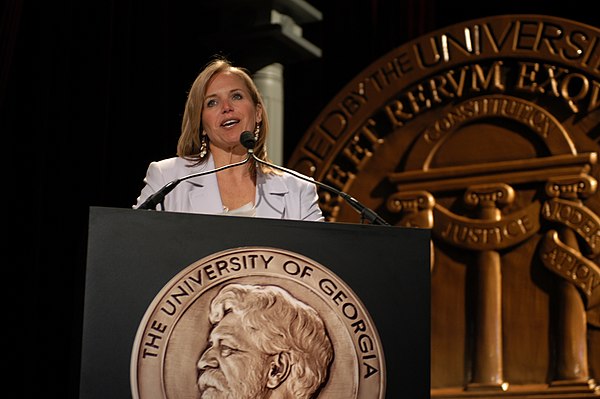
(79, 206), (431, 398)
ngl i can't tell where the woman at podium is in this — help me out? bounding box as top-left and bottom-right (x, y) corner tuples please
(134, 56), (324, 222)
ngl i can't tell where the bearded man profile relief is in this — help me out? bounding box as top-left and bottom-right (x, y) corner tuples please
(196, 283), (334, 399)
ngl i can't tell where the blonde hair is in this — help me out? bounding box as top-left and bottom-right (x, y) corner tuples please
(177, 56), (274, 174)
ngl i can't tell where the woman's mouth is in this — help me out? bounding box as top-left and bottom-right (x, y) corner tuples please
(221, 119), (239, 128)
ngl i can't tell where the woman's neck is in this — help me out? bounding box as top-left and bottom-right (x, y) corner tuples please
(211, 145), (247, 167)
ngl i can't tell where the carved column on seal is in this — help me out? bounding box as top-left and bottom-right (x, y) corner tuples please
(464, 183), (514, 392)
(542, 174), (598, 389)
(387, 190), (435, 228)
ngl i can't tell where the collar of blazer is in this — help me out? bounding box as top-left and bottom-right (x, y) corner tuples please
(182, 155), (291, 216)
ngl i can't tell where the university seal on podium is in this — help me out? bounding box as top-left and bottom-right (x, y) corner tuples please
(130, 247), (385, 399)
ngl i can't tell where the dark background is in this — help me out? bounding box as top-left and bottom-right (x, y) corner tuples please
(2, 0), (596, 396)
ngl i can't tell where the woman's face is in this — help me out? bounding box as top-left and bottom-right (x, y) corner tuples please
(201, 71), (262, 152)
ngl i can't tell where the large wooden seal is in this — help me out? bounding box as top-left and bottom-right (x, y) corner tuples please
(289, 14), (599, 398)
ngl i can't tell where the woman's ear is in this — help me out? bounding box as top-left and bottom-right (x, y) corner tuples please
(255, 103), (263, 124)
(266, 351), (292, 389)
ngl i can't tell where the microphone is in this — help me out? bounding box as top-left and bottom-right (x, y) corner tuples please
(137, 144), (251, 210)
(240, 131), (256, 153)
(241, 131), (390, 226)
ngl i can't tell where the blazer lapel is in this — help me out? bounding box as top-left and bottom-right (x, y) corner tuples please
(185, 157), (224, 214)
(255, 173), (288, 218)
(180, 161), (291, 218)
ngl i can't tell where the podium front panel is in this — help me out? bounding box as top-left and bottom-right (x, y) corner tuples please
(80, 206), (430, 398)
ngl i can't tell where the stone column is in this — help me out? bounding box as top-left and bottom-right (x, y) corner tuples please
(253, 63), (284, 165)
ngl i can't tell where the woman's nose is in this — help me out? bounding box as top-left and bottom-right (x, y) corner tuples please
(221, 99), (233, 113)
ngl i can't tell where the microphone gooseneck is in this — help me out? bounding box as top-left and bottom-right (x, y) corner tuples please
(245, 132), (390, 225)
(140, 131), (391, 225)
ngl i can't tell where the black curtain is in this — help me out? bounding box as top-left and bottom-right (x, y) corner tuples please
(3, 0), (595, 396)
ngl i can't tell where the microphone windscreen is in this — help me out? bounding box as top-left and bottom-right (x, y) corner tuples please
(240, 131), (256, 149)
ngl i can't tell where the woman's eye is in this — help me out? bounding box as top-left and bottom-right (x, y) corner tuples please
(232, 93), (243, 100)
(206, 99), (217, 107)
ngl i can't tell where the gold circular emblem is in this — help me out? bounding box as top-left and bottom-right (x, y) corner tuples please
(131, 246), (385, 399)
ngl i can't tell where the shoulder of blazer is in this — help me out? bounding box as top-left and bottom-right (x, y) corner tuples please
(154, 156), (214, 180)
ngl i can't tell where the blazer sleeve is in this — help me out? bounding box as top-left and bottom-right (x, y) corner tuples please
(134, 160), (171, 209)
(300, 178), (325, 222)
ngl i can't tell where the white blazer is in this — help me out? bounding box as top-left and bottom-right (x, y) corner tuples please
(135, 156), (324, 222)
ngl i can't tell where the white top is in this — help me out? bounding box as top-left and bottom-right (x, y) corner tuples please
(222, 202), (256, 217)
